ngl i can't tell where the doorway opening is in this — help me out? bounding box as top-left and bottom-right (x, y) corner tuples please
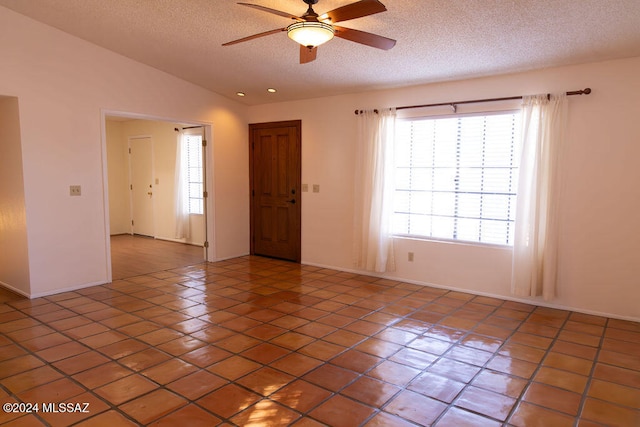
(103, 113), (213, 280)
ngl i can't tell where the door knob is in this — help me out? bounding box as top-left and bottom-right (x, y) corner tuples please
(287, 199), (296, 204)
(147, 192), (153, 196)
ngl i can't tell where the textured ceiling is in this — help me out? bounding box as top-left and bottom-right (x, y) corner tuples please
(2, 0), (640, 105)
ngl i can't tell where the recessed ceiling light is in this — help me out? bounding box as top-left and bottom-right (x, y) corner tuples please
(236, 92), (246, 97)
(267, 88), (277, 93)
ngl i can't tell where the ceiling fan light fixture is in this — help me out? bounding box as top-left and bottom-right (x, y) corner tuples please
(287, 21), (334, 48)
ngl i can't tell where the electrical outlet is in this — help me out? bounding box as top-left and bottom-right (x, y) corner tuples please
(408, 252), (414, 262)
(69, 185), (81, 196)
(313, 184), (320, 193)
(302, 184), (309, 192)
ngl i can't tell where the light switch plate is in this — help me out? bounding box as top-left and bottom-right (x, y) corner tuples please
(313, 184), (320, 193)
(302, 184), (309, 192)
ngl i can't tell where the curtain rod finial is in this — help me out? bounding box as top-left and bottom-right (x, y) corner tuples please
(583, 88), (591, 94)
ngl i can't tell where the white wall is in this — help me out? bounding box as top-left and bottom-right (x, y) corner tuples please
(248, 56), (640, 321)
(0, 6), (250, 296)
(0, 96), (30, 295)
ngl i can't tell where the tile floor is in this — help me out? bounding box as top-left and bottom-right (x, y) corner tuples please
(0, 256), (639, 426)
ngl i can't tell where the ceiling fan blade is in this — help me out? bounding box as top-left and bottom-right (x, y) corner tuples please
(237, 2), (302, 21)
(334, 26), (396, 50)
(222, 28), (285, 46)
(300, 45), (317, 64)
(321, 0), (387, 23)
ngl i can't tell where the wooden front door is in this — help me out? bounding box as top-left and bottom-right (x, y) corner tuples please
(250, 120), (301, 262)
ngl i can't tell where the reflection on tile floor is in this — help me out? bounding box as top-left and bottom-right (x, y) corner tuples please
(1, 256), (639, 426)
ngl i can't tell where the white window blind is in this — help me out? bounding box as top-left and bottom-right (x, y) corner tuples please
(184, 134), (204, 215)
(394, 111), (521, 245)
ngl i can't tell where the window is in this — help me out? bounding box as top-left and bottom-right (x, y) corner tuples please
(183, 133), (203, 214)
(393, 111), (521, 245)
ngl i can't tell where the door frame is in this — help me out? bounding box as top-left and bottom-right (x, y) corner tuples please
(100, 109), (215, 282)
(249, 120), (302, 262)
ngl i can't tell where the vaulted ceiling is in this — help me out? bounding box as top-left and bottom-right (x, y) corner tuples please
(2, 0), (640, 105)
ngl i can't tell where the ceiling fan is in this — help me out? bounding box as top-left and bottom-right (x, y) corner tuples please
(222, 0), (396, 64)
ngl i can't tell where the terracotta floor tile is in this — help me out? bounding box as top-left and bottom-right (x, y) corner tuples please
(156, 335), (207, 356)
(368, 359), (421, 386)
(428, 358), (481, 383)
(499, 341), (546, 363)
(207, 355), (261, 380)
(137, 328), (184, 346)
(39, 391), (110, 426)
(523, 382), (582, 415)
(408, 372), (465, 403)
(309, 394), (376, 427)
(331, 349), (382, 373)
(72, 361), (132, 389)
(52, 351), (111, 375)
(1, 365), (63, 394)
(215, 333), (261, 353)
(323, 329), (368, 347)
(509, 401), (575, 427)
(364, 411), (418, 427)
(455, 386), (517, 421)
(149, 404), (221, 427)
(552, 340), (598, 360)
(543, 351), (594, 375)
(1, 255), (638, 427)
(299, 340), (345, 360)
(35, 341), (89, 363)
(119, 389), (187, 424)
(470, 370), (527, 398)
(166, 370), (228, 400)
(17, 377), (85, 403)
(231, 399), (301, 426)
(141, 358), (198, 384)
(587, 379), (640, 408)
(236, 367), (294, 396)
(342, 375), (401, 407)
(592, 362), (640, 388)
(270, 331), (316, 350)
(407, 336), (453, 355)
(196, 384), (261, 419)
(486, 354), (538, 379)
(0, 355), (44, 379)
(180, 345), (232, 368)
(384, 390), (447, 425)
(435, 407), (502, 427)
(74, 410), (139, 426)
(270, 379), (332, 412)
(534, 367), (589, 394)
(598, 349), (640, 371)
(119, 347), (171, 372)
(580, 397), (640, 426)
(96, 338), (149, 359)
(445, 345), (493, 366)
(270, 353), (323, 376)
(355, 338), (403, 358)
(602, 336), (640, 355)
(460, 334), (503, 352)
(95, 374), (158, 405)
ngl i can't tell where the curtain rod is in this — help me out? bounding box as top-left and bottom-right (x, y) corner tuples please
(354, 87), (591, 115)
(174, 125), (204, 131)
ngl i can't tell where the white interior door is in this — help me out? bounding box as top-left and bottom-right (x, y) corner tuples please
(130, 137), (155, 237)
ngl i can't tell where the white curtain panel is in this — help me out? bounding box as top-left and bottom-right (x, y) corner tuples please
(512, 93), (568, 299)
(353, 108), (396, 273)
(174, 131), (191, 240)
